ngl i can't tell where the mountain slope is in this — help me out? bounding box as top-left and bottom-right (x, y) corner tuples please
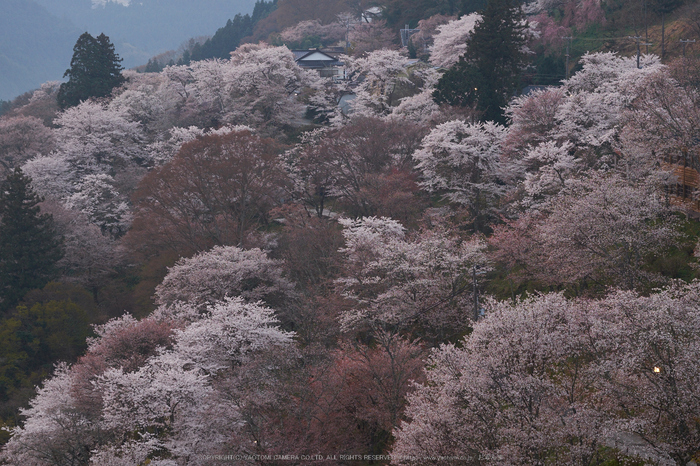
(0, 0), (81, 100)
(32, 0), (259, 67)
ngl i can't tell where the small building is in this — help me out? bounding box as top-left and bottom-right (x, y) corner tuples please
(292, 48), (345, 79)
(664, 149), (700, 212)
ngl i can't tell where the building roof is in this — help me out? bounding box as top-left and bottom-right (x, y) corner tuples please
(292, 49), (344, 69)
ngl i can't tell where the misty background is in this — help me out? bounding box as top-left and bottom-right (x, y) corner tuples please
(0, 0), (258, 100)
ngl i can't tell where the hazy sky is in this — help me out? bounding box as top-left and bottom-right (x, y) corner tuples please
(92, 0), (132, 6)
(1, 0), (257, 100)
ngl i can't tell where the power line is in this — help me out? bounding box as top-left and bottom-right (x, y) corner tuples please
(680, 39), (696, 57)
(564, 36), (573, 79)
(629, 36), (652, 69)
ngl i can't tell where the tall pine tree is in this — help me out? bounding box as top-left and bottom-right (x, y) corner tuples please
(434, 0), (528, 124)
(0, 169), (63, 312)
(57, 32), (125, 109)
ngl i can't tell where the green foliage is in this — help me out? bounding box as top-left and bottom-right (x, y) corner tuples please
(0, 288), (92, 428)
(0, 169), (63, 313)
(382, 0), (489, 29)
(650, 0), (684, 15)
(21, 282), (99, 320)
(434, 0), (529, 124)
(57, 32), (125, 109)
(528, 52), (566, 85)
(189, 0), (277, 62)
(646, 215), (700, 283)
(0, 100), (10, 117)
(433, 60), (484, 107)
(144, 58), (163, 73)
(407, 38), (418, 59)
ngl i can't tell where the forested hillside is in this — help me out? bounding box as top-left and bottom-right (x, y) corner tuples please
(0, 0), (699, 464)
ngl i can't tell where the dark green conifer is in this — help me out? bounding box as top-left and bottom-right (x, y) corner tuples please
(57, 32), (126, 109)
(145, 58), (163, 73)
(434, 0), (528, 123)
(0, 169), (63, 312)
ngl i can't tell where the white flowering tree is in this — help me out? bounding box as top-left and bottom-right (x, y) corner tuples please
(155, 245), (296, 312)
(414, 120), (508, 232)
(520, 140), (578, 209)
(394, 283), (700, 465)
(53, 101), (147, 173)
(64, 174), (131, 238)
(0, 116), (55, 176)
(2, 299), (294, 465)
(347, 49), (413, 117)
(393, 292), (606, 465)
(337, 216), (489, 342)
(429, 13), (480, 68)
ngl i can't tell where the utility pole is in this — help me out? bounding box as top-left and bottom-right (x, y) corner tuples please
(644, 0), (649, 54)
(629, 36), (652, 69)
(661, 12), (666, 61)
(564, 36), (573, 80)
(681, 39), (696, 57)
(473, 265), (479, 322)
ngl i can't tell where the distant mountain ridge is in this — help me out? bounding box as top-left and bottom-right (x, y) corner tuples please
(0, 0), (81, 100)
(32, 0), (259, 66)
(1, 0), (257, 101)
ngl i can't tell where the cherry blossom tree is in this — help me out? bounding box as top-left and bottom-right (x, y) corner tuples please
(97, 298), (294, 464)
(145, 125), (205, 167)
(593, 284), (700, 465)
(21, 155), (73, 201)
(3, 298), (294, 465)
(347, 50), (414, 117)
(108, 71), (175, 137)
(11, 81), (62, 127)
(41, 200), (127, 302)
(392, 292), (606, 465)
(623, 63), (700, 169)
(1, 364), (101, 466)
(64, 174), (131, 238)
(154, 245), (296, 312)
(279, 19), (345, 45)
(520, 140), (578, 209)
(224, 44), (311, 130)
(53, 101), (147, 173)
(348, 19), (397, 57)
(537, 174), (679, 290)
(394, 283), (700, 465)
(405, 14), (456, 60)
(429, 13), (480, 68)
(553, 53), (662, 160)
(0, 116), (55, 176)
(128, 129), (286, 256)
(491, 174), (680, 291)
(389, 87), (442, 124)
(413, 120), (508, 232)
(285, 118), (426, 221)
(337, 216), (489, 342)
(388, 67), (442, 124)
(502, 87), (565, 157)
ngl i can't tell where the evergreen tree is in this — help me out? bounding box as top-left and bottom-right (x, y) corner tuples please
(433, 61), (484, 108)
(144, 58), (163, 73)
(189, 0), (277, 62)
(57, 32), (126, 109)
(0, 169), (63, 312)
(434, 0), (528, 123)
